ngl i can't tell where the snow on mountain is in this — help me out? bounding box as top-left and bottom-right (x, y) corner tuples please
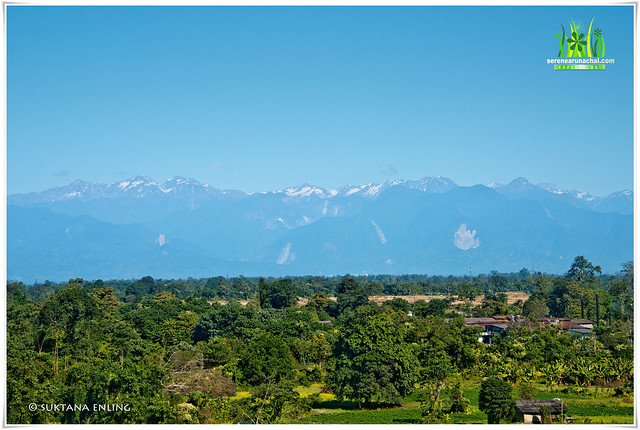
(116, 176), (158, 191)
(9, 176), (225, 204)
(341, 184), (372, 197)
(17, 175), (454, 203)
(343, 176), (457, 197)
(490, 179), (631, 214)
(591, 189), (633, 214)
(496, 178), (598, 201)
(8, 175), (631, 217)
(538, 182), (596, 201)
(22, 179), (112, 202)
(7, 175), (633, 280)
(108, 176), (163, 197)
(160, 176), (213, 195)
(362, 183), (384, 197)
(568, 189), (595, 201)
(280, 184), (331, 198)
(406, 176), (458, 193)
(537, 183), (566, 195)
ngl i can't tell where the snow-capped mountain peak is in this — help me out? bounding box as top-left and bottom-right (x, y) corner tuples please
(535, 181), (594, 201)
(164, 176), (201, 185)
(280, 183), (329, 198)
(409, 176), (457, 193)
(537, 183), (566, 195)
(160, 176), (210, 194)
(8, 175), (632, 282)
(569, 189), (595, 201)
(115, 176), (158, 192)
(7, 175), (632, 216)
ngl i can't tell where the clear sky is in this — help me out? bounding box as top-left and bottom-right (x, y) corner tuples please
(7, 5), (634, 196)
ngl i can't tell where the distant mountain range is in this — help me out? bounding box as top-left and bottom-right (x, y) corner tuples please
(7, 176), (633, 282)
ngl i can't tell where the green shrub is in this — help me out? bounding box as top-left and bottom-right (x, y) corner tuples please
(517, 384), (538, 400)
(448, 383), (470, 413)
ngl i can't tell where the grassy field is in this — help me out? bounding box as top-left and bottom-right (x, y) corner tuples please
(216, 292), (531, 307)
(290, 382), (634, 424)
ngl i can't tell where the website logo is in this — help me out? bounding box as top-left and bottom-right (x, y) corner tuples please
(546, 17), (614, 70)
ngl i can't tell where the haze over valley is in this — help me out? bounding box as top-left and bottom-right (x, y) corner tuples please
(8, 175), (633, 282)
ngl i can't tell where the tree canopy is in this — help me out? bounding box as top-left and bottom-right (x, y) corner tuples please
(326, 305), (419, 406)
(478, 378), (516, 424)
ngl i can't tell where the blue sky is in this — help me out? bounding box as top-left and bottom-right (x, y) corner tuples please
(7, 5), (634, 196)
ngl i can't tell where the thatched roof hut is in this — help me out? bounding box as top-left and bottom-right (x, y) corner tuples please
(515, 399), (568, 423)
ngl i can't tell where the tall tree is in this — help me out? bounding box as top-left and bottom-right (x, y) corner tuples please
(478, 378), (516, 424)
(566, 256), (602, 282)
(258, 278), (299, 309)
(239, 332), (293, 386)
(335, 276), (369, 316)
(326, 306), (419, 407)
(237, 333), (299, 424)
(420, 360), (453, 423)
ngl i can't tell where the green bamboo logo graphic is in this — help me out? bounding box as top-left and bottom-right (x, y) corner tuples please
(592, 28), (605, 57)
(556, 25), (566, 57)
(556, 17), (605, 58)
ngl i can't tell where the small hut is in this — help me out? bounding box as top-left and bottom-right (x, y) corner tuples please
(515, 399), (568, 423)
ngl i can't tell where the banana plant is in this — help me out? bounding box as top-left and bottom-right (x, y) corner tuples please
(482, 363), (499, 379)
(541, 363), (558, 391)
(551, 361), (567, 387)
(612, 358), (633, 383)
(595, 357), (613, 386)
(576, 378), (589, 394)
(564, 358), (580, 385)
(592, 359), (610, 390)
(497, 362), (519, 385)
(519, 366), (538, 386)
(574, 357), (596, 388)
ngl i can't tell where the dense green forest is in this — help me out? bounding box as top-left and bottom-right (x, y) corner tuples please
(7, 257), (633, 424)
(15, 267), (569, 302)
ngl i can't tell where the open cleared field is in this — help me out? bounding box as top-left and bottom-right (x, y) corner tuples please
(290, 383), (634, 424)
(292, 291), (530, 307)
(366, 292), (530, 306)
(214, 292), (530, 307)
